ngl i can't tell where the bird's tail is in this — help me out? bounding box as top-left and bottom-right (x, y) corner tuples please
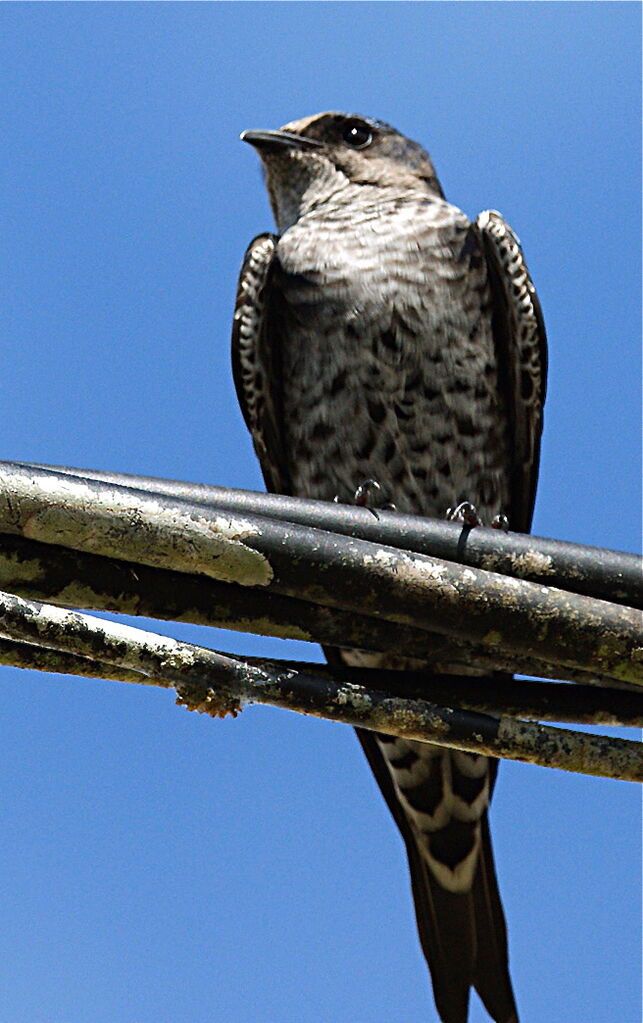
(356, 728), (518, 1023)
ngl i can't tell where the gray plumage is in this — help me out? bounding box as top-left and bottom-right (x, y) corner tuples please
(232, 111), (547, 1023)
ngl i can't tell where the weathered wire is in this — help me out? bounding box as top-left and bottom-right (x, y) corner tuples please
(0, 462), (640, 686)
(1, 590), (640, 782)
(1, 461), (640, 781)
(11, 460), (642, 606)
(0, 532), (625, 686)
(4, 636), (639, 727)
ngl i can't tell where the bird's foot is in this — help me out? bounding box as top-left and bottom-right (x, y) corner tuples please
(344, 478), (396, 519)
(491, 513), (510, 532)
(446, 501), (483, 528)
(446, 502), (510, 531)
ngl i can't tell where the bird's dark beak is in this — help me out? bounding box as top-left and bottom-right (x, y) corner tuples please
(240, 129), (323, 153)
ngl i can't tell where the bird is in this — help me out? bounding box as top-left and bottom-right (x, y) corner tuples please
(231, 111), (547, 1023)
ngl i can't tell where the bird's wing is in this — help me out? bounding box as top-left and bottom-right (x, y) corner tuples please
(476, 210), (547, 532)
(231, 233), (292, 494)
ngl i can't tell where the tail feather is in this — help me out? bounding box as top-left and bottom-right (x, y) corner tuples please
(472, 815), (518, 1023)
(356, 728), (517, 1023)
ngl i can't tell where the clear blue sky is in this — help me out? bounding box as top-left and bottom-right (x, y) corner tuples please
(1, 4), (640, 1022)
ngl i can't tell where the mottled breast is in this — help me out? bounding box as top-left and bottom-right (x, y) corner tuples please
(273, 190), (511, 521)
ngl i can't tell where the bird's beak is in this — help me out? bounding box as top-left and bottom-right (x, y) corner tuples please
(240, 129), (323, 152)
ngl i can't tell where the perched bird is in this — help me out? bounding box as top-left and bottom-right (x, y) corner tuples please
(232, 111), (547, 1023)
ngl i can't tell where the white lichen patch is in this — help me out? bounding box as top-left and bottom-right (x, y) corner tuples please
(509, 549), (555, 578)
(366, 548), (452, 588)
(335, 683), (373, 713)
(361, 549), (398, 568)
(480, 555), (499, 572)
(19, 488), (274, 587)
(379, 702), (448, 738)
(209, 513), (262, 543)
(161, 646), (197, 671)
(201, 514), (275, 586)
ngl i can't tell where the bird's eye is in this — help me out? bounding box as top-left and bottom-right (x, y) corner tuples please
(342, 121), (373, 149)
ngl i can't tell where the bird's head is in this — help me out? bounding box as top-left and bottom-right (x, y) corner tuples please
(241, 111), (444, 232)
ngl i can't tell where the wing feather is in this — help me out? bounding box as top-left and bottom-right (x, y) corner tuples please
(231, 233), (291, 494)
(477, 210), (547, 532)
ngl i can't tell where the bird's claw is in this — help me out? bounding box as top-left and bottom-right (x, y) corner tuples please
(354, 478), (382, 507)
(446, 501), (483, 528)
(345, 478), (396, 519)
(491, 513), (510, 532)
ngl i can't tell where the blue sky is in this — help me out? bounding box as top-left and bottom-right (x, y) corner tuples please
(1, 4), (640, 1022)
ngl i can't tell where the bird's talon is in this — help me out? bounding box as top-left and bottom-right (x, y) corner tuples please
(354, 478), (382, 507)
(491, 513), (510, 531)
(352, 478), (394, 519)
(447, 501), (483, 527)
